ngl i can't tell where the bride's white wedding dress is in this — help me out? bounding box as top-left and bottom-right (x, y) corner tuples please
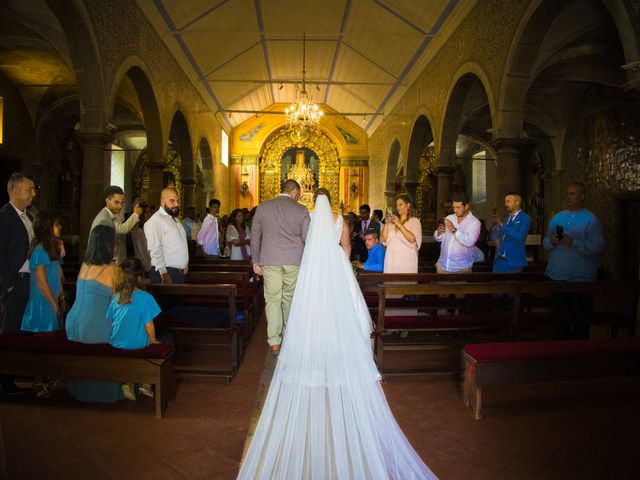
(238, 195), (437, 479)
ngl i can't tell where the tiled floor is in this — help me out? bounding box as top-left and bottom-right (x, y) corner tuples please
(1, 317), (639, 479)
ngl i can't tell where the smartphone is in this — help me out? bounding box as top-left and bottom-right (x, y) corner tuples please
(555, 225), (564, 240)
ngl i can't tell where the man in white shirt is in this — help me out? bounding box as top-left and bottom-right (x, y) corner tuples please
(89, 185), (142, 264)
(434, 192), (481, 273)
(197, 199), (221, 258)
(144, 187), (189, 284)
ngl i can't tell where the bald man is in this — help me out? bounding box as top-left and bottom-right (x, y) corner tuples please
(144, 188), (189, 284)
(492, 192), (531, 273)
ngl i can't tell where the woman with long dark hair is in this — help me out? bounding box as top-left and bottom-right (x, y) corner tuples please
(21, 211), (64, 334)
(225, 208), (251, 260)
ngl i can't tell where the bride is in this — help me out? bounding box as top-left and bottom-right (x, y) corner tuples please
(238, 189), (437, 480)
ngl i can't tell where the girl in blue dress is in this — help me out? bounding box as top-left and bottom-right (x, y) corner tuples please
(21, 211), (64, 333)
(107, 258), (161, 400)
(21, 211), (65, 398)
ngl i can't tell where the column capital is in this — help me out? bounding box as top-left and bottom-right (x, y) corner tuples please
(490, 137), (532, 154)
(77, 132), (113, 147)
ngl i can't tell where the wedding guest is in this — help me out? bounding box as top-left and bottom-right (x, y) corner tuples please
(197, 199), (221, 259)
(543, 182), (604, 339)
(65, 225), (123, 403)
(434, 192), (480, 273)
(357, 230), (385, 272)
(0, 172), (36, 395)
(107, 258), (161, 400)
(493, 192), (531, 272)
(226, 209), (251, 260)
(381, 194), (422, 274)
(21, 211), (64, 334)
(131, 205), (151, 272)
(372, 209), (384, 224)
(89, 185), (142, 264)
(145, 188), (189, 284)
(354, 204), (380, 262)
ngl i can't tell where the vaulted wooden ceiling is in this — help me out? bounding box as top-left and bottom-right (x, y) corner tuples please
(136, 0), (474, 133)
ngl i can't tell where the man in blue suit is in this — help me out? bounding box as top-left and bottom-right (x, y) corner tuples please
(492, 192), (530, 273)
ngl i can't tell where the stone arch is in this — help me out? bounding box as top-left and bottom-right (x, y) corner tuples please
(198, 137), (214, 209)
(109, 58), (164, 164)
(440, 69), (493, 167)
(259, 127), (340, 208)
(497, 0), (637, 138)
(168, 110), (194, 179)
(45, 0), (107, 132)
(385, 138), (402, 205)
(405, 114), (435, 183)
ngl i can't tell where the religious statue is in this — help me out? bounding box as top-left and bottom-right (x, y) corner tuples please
(287, 149), (316, 208)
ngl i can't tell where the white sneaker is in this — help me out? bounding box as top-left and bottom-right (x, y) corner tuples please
(121, 383), (136, 401)
(138, 384), (154, 398)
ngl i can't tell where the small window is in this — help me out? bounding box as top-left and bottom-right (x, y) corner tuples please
(472, 150), (486, 203)
(110, 144), (125, 188)
(221, 130), (229, 167)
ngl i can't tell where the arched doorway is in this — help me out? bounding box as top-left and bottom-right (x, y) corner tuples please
(441, 71), (495, 221)
(259, 127), (340, 210)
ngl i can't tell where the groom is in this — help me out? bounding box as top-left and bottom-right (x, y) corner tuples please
(251, 179), (310, 354)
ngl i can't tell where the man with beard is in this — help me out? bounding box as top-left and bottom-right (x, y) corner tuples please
(89, 185), (142, 264)
(144, 187), (189, 284)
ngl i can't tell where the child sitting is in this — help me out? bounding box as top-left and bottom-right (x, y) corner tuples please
(107, 258), (161, 400)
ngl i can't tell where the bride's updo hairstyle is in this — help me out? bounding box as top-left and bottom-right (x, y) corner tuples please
(313, 187), (331, 205)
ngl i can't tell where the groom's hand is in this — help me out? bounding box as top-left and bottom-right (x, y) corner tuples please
(253, 263), (263, 276)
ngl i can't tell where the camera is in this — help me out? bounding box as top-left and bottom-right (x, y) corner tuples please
(555, 225), (564, 240)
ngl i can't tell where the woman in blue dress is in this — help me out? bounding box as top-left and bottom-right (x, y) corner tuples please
(107, 258), (161, 399)
(21, 211), (64, 334)
(65, 225), (122, 403)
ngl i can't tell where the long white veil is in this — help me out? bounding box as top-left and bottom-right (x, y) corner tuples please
(238, 194), (436, 479)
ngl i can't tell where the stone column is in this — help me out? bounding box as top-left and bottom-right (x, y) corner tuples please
(147, 162), (166, 208)
(491, 138), (530, 207)
(78, 133), (112, 257)
(384, 191), (396, 210)
(436, 166), (454, 220)
(404, 181), (420, 217)
(182, 178), (196, 210)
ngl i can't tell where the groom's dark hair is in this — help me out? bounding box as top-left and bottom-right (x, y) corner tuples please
(282, 179), (300, 194)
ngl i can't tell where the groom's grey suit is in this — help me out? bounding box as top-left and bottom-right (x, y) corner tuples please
(251, 194), (310, 346)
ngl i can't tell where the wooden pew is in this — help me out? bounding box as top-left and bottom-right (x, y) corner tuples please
(358, 271), (546, 315)
(185, 271), (258, 336)
(374, 283), (518, 374)
(515, 281), (639, 339)
(149, 284), (240, 382)
(462, 337), (640, 419)
(0, 334), (175, 418)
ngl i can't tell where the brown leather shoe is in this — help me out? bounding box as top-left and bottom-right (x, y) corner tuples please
(271, 344), (281, 356)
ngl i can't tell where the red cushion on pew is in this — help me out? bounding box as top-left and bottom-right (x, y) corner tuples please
(464, 338), (640, 363)
(0, 334), (174, 359)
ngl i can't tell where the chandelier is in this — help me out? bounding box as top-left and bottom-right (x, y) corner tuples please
(285, 33), (323, 142)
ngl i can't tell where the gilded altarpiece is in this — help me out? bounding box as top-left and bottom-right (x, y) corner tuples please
(259, 128), (341, 210)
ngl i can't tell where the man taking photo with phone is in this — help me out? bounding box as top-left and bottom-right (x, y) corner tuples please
(543, 182), (604, 339)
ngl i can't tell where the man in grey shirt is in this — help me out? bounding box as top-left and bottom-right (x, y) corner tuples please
(251, 180), (310, 354)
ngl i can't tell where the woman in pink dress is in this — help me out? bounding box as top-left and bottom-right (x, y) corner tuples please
(381, 194), (422, 273)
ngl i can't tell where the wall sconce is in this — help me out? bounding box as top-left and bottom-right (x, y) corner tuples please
(240, 167), (250, 197)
